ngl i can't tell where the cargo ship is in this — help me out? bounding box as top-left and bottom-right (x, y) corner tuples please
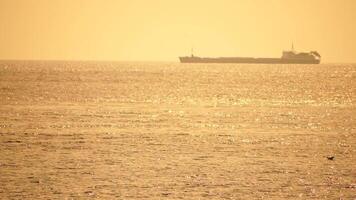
(179, 46), (321, 64)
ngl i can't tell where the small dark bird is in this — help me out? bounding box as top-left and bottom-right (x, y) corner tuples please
(327, 156), (334, 160)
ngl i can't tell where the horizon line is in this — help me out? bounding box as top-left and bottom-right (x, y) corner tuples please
(0, 59), (355, 64)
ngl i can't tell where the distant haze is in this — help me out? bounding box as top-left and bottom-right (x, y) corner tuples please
(1, 0), (355, 62)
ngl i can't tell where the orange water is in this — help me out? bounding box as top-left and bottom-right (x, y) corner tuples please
(0, 61), (355, 199)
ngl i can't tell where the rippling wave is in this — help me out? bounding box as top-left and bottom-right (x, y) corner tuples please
(0, 61), (355, 199)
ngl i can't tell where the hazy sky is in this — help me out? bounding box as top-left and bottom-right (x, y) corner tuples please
(1, 0), (355, 62)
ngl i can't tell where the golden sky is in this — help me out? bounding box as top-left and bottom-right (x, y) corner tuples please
(0, 0), (355, 62)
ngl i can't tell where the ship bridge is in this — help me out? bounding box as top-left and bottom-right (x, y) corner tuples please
(281, 43), (320, 61)
(282, 50), (320, 60)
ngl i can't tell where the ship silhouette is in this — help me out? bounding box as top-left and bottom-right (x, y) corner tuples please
(179, 45), (321, 64)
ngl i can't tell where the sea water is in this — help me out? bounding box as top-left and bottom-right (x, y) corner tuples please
(0, 61), (355, 199)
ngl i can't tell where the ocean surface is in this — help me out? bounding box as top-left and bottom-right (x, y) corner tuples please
(0, 61), (355, 199)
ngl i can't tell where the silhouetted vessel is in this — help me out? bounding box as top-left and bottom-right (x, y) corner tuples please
(179, 46), (321, 64)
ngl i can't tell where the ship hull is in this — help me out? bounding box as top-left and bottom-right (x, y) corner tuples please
(179, 57), (320, 64)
